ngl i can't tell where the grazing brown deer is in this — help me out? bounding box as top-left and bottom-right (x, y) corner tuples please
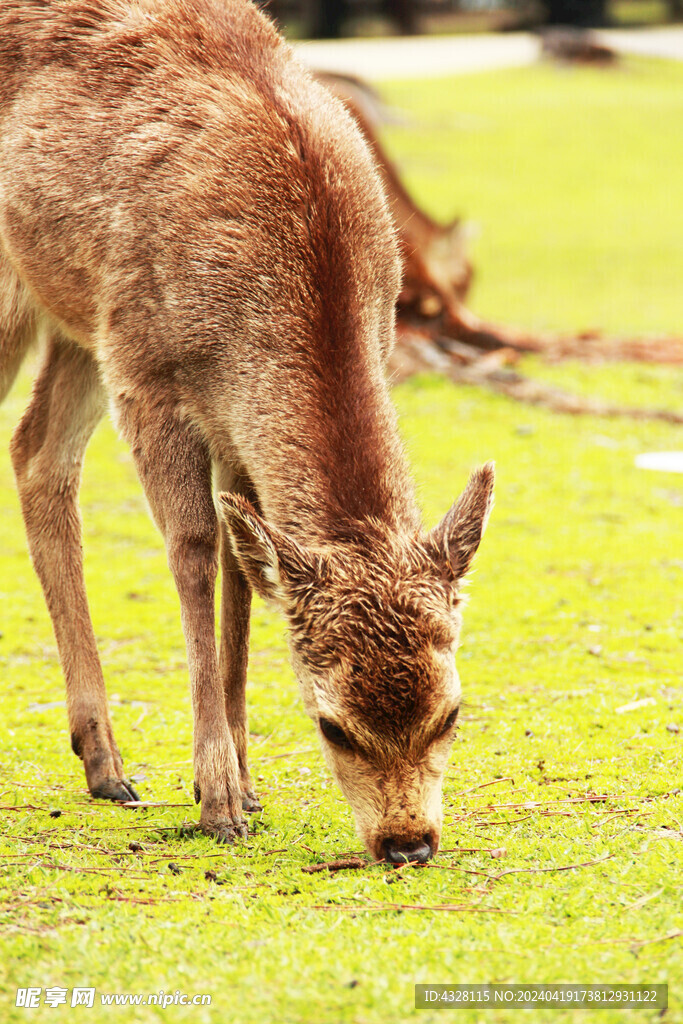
(0, 0), (493, 862)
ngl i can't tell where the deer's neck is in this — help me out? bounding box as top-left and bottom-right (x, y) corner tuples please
(229, 344), (421, 547)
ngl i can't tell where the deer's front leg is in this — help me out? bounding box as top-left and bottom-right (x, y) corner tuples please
(119, 400), (245, 842)
(216, 465), (260, 813)
(170, 532), (246, 841)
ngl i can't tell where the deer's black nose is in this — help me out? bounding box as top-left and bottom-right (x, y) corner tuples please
(383, 838), (433, 864)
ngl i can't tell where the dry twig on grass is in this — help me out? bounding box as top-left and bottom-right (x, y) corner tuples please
(302, 858), (368, 874)
(310, 902), (510, 913)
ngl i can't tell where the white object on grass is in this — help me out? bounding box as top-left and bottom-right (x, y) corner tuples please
(616, 697), (656, 714)
(635, 452), (683, 473)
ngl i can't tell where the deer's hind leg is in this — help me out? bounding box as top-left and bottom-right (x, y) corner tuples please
(10, 333), (139, 802)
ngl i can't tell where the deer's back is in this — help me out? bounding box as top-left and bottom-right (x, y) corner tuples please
(0, 0), (399, 369)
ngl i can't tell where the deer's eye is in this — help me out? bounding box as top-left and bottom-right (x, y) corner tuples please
(441, 707), (460, 735)
(319, 718), (352, 750)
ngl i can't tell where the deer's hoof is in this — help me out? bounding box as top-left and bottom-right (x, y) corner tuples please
(201, 818), (248, 844)
(241, 791), (263, 813)
(90, 778), (141, 803)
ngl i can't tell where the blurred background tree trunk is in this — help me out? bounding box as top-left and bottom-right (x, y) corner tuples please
(543, 0), (608, 25)
(309, 0), (345, 38)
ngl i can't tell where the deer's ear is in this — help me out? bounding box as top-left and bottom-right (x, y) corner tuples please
(427, 462), (494, 582)
(217, 493), (318, 604)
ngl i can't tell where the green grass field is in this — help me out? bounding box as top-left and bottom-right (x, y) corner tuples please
(1, 58), (681, 1024)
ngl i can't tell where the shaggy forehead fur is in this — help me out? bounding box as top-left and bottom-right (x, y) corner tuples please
(288, 528), (459, 745)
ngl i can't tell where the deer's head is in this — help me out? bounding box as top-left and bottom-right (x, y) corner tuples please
(218, 463), (493, 862)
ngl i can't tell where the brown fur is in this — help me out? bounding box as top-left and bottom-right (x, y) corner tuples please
(0, 0), (493, 858)
(317, 72), (474, 315)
